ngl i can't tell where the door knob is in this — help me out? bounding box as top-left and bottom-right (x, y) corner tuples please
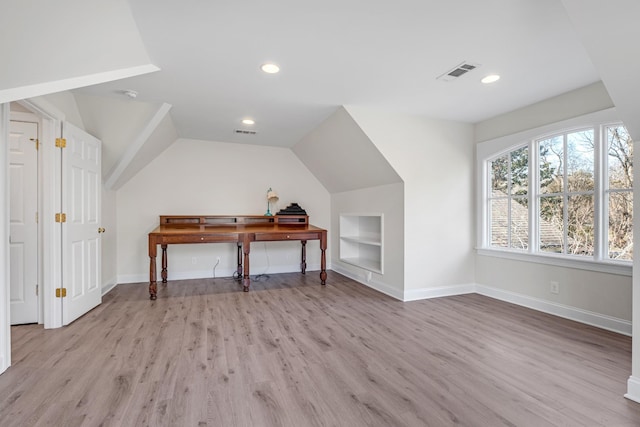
(98, 227), (106, 233)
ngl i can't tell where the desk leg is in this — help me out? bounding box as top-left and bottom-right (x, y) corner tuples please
(149, 240), (157, 300)
(161, 244), (168, 283)
(236, 242), (243, 279)
(242, 236), (251, 292)
(320, 232), (327, 285)
(300, 240), (307, 274)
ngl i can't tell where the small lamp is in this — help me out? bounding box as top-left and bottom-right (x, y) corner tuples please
(265, 188), (279, 216)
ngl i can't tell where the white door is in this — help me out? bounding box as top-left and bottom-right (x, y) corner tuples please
(9, 121), (38, 324)
(61, 122), (102, 325)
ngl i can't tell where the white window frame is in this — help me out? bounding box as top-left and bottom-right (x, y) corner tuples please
(476, 108), (631, 276)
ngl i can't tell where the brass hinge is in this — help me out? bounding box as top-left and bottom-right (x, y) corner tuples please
(30, 138), (39, 150)
(55, 288), (67, 298)
(55, 213), (67, 223)
(35, 212), (38, 224)
(55, 138), (66, 148)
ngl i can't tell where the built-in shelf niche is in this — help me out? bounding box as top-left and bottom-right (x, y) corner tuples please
(339, 214), (383, 274)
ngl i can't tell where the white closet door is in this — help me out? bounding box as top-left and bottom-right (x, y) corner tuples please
(9, 120), (38, 324)
(61, 122), (102, 325)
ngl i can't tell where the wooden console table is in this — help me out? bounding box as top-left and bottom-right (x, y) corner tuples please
(148, 215), (327, 300)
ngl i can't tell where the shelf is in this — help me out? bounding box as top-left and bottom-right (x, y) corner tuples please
(339, 214), (383, 274)
(340, 257), (383, 274)
(339, 235), (381, 246)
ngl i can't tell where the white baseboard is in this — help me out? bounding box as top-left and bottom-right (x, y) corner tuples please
(101, 276), (118, 296)
(331, 264), (404, 300)
(403, 284), (476, 302)
(476, 284), (632, 336)
(626, 376), (640, 403)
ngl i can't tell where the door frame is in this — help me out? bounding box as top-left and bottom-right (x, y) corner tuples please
(16, 98), (65, 330)
(0, 97), (65, 372)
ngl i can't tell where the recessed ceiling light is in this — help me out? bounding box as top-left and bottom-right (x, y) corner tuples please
(481, 74), (500, 84)
(261, 63), (280, 74)
(242, 118), (255, 125)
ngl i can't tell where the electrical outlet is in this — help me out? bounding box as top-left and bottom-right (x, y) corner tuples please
(192, 257), (197, 265)
(217, 256), (221, 263)
(550, 281), (559, 294)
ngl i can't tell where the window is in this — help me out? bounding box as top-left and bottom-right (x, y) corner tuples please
(606, 125), (633, 261)
(538, 129), (595, 256)
(483, 122), (633, 264)
(488, 146), (529, 250)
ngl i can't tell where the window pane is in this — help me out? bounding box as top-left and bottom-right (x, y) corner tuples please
(539, 196), (564, 253)
(567, 195), (594, 256)
(491, 155), (508, 193)
(510, 147), (528, 196)
(490, 198), (508, 248)
(609, 191), (633, 260)
(539, 136), (563, 194)
(510, 197), (528, 249)
(567, 130), (594, 192)
(608, 126), (633, 190)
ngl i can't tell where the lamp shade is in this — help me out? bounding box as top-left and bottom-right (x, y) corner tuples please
(267, 190), (279, 202)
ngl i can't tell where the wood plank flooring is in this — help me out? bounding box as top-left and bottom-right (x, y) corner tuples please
(1, 271), (640, 426)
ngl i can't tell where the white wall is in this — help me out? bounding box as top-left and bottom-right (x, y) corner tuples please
(331, 183), (404, 299)
(116, 138), (331, 284)
(346, 107), (476, 296)
(474, 84), (632, 330)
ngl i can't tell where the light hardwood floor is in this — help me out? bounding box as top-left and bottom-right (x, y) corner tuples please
(1, 271), (640, 426)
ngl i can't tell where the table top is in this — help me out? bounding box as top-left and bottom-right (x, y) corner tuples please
(149, 223), (326, 236)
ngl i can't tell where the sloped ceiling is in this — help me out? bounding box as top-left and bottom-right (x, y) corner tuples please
(0, 0), (158, 103)
(293, 107), (402, 193)
(561, 0), (640, 141)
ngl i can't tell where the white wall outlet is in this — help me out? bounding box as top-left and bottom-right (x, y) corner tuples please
(550, 281), (560, 294)
(216, 257), (221, 264)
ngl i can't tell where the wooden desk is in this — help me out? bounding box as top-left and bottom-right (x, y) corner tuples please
(148, 215), (327, 300)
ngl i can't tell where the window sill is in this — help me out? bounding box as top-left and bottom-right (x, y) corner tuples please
(476, 248), (632, 276)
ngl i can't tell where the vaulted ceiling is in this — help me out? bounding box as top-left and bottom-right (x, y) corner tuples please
(73, 0), (601, 148)
(3, 0), (640, 190)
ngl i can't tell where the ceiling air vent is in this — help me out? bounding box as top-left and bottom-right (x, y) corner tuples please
(234, 129), (257, 135)
(436, 62), (480, 82)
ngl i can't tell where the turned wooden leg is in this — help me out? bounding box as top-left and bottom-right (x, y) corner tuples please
(300, 240), (307, 274)
(243, 237), (251, 292)
(149, 241), (158, 300)
(320, 232), (327, 285)
(236, 242), (243, 279)
(161, 244), (168, 283)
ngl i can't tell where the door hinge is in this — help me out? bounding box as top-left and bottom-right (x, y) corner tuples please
(55, 138), (66, 148)
(35, 212), (38, 224)
(36, 285), (39, 296)
(55, 213), (67, 223)
(30, 138), (39, 150)
(55, 288), (67, 298)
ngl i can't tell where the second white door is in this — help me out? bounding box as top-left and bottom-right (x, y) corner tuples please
(9, 120), (39, 324)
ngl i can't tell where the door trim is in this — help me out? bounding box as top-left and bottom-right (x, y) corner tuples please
(16, 99), (65, 329)
(0, 103), (11, 373)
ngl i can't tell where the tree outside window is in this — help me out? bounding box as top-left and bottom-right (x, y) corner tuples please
(485, 122), (633, 263)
